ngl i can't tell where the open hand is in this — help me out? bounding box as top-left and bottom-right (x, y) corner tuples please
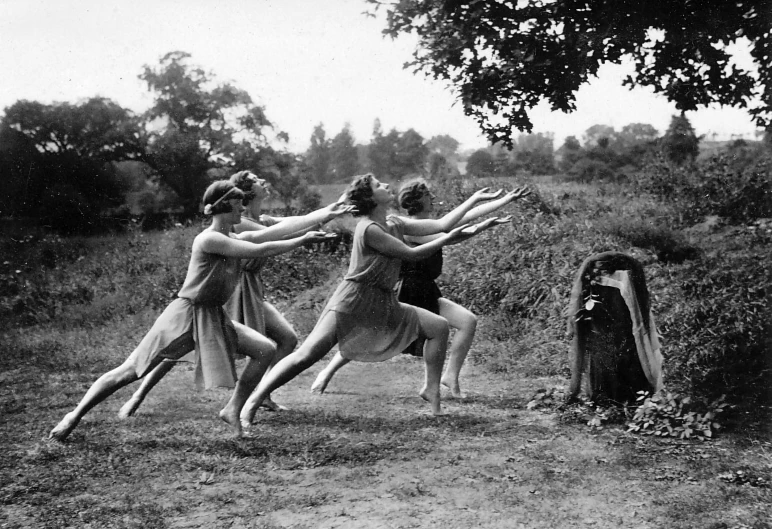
(471, 187), (503, 202)
(302, 230), (335, 244)
(505, 186), (531, 202)
(447, 223), (474, 242)
(468, 216), (502, 234)
(326, 202), (357, 217)
(493, 215), (514, 225)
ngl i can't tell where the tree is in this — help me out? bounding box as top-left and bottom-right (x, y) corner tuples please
(368, 1), (771, 145)
(558, 135), (584, 173)
(270, 152), (320, 214)
(368, 119), (398, 178)
(330, 123), (360, 181)
(662, 113), (699, 165)
(306, 123), (332, 184)
(140, 51), (281, 214)
(394, 128), (428, 178)
(2, 98), (146, 161)
(426, 134), (460, 158)
(617, 123), (659, 149)
(465, 149), (495, 178)
(0, 98), (145, 227)
(513, 132), (555, 174)
(583, 125), (617, 149)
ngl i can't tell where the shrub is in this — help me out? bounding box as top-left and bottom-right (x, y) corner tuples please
(597, 216), (699, 263)
(657, 252), (772, 413)
(627, 391), (727, 440)
(565, 158), (616, 183)
(637, 153), (772, 225)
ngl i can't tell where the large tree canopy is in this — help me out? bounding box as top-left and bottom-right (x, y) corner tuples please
(368, 0), (771, 146)
(140, 51), (284, 213)
(2, 98), (145, 161)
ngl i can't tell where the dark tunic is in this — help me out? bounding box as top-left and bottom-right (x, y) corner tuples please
(397, 246), (444, 357)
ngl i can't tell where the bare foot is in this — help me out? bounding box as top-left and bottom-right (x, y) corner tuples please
(218, 408), (243, 437)
(240, 418), (253, 435)
(310, 371), (331, 394)
(419, 387), (447, 416)
(441, 377), (467, 399)
(117, 397), (141, 419)
(260, 398), (288, 412)
(49, 412), (79, 442)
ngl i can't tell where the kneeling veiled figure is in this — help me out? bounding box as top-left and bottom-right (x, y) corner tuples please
(567, 252), (663, 404)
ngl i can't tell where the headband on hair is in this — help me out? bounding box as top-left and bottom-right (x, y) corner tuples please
(204, 187), (238, 215)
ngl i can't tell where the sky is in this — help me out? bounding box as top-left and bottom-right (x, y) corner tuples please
(0, 0), (763, 154)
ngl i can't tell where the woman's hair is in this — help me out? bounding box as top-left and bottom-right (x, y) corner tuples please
(202, 181), (245, 215)
(346, 173), (378, 217)
(398, 179), (431, 215)
(229, 170), (258, 204)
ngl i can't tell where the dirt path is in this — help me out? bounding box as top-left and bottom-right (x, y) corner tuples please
(123, 355), (742, 529)
(5, 348), (767, 529)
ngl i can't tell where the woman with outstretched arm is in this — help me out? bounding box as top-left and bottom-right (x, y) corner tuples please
(49, 181), (336, 441)
(239, 173), (508, 426)
(117, 171), (352, 418)
(311, 179), (530, 398)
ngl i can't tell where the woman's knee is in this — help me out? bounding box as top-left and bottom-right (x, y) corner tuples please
(461, 312), (478, 333)
(439, 299), (477, 332)
(280, 329), (299, 351)
(424, 314), (450, 341)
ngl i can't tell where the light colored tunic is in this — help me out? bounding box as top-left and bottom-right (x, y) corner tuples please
(128, 233), (241, 389)
(225, 215), (279, 334)
(320, 216), (422, 362)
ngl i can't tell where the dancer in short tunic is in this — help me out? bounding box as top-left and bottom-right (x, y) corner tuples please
(312, 179), (530, 396)
(320, 216), (421, 362)
(238, 173), (506, 423)
(49, 181), (335, 442)
(117, 171), (352, 419)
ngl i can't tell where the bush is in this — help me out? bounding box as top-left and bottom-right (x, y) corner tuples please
(598, 216), (699, 263)
(565, 158), (616, 183)
(637, 153), (772, 225)
(657, 252), (772, 413)
(627, 391), (727, 440)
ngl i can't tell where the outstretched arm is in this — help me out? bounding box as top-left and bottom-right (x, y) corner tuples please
(239, 201), (354, 243)
(458, 187), (530, 226)
(400, 187), (502, 236)
(365, 223), (470, 262)
(200, 230), (331, 259)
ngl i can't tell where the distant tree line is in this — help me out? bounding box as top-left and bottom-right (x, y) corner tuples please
(2, 51), (769, 234)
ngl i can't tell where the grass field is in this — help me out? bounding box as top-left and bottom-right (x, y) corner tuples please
(1, 176), (770, 528)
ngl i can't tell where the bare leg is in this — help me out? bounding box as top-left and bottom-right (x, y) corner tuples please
(118, 360), (175, 418)
(219, 322), (276, 436)
(310, 352), (351, 394)
(438, 298), (477, 398)
(50, 360), (142, 442)
(240, 312), (338, 426)
(410, 305), (450, 416)
(260, 302), (298, 411)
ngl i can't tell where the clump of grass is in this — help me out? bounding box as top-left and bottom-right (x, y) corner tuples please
(597, 215), (699, 263)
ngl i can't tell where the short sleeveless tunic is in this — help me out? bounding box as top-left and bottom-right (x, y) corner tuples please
(320, 216), (421, 362)
(224, 215), (279, 334)
(398, 247), (443, 314)
(128, 233), (241, 389)
(397, 246), (444, 357)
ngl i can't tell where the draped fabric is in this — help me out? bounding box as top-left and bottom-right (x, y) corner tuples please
(128, 235), (241, 389)
(224, 214), (279, 334)
(320, 216), (422, 362)
(596, 271), (663, 392)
